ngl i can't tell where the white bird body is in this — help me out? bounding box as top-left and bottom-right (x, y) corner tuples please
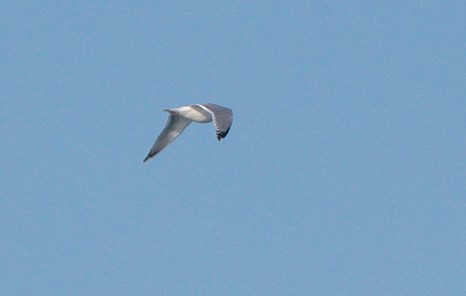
(165, 105), (212, 123)
(143, 103), (233, 162)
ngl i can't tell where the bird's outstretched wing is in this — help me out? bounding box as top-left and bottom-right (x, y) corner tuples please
(193, 103), (233, 140)
(143, 114), (191, 162)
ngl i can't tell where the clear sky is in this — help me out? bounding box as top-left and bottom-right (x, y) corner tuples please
(1, 1), (465, 295)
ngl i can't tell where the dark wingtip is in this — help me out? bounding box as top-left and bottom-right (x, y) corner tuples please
(143, 154), (152, 163)
(216, 127), (230, 141)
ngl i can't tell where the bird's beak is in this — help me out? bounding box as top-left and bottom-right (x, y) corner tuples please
(163, 109), (177, 115)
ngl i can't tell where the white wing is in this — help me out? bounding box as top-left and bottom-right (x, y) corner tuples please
(143, 114), (191, 162)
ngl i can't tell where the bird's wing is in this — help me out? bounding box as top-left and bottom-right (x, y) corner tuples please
(193, 103), (233, 140)
(143, 114), (191, 162)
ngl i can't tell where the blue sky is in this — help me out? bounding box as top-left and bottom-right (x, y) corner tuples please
(1, 1), (465, 295)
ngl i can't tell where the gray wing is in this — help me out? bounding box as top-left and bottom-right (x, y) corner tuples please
(143, 114), (191, 162)
(194, 103), (233, 140)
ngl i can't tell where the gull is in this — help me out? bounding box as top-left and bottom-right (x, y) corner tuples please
(143, 103), (233, 162)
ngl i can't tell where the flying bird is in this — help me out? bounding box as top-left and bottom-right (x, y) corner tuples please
(143, 103), (233, 162)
